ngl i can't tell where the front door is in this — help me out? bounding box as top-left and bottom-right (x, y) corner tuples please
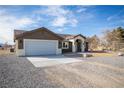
(85, 42), (88, 51)
(76, 39), (82, 52)
(77, 42), (81, 52)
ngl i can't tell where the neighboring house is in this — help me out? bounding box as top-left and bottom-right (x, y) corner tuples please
(0, 44), (2, 50)
(14, 27), (88, 56)
(0, 43), (12, 50)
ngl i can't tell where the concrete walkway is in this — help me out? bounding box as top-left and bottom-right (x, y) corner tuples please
(26, 55), (82, 67)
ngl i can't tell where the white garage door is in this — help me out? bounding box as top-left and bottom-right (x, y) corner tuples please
(24, 39), (57, 56)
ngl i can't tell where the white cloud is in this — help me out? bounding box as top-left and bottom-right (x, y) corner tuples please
(57, 28), (63, 32)
(15, 17), (35, 27)
(107, 16), (114, 21)
(36, 6), (69, 17)
(57, 27), (67, 32)
(76, 6), (92, 13)
(52, 16), (67, 27)
(77, 8), (87, 13)
(70, 19), (78, 27)
(36, 6), (78, 27)
(107, 9), (124, 21)
(0, 10), (35, 44)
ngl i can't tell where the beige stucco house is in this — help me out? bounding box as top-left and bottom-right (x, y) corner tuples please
(14, 27), (88, 56)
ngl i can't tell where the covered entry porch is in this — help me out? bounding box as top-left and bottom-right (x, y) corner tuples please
(62, 34), (88, 53)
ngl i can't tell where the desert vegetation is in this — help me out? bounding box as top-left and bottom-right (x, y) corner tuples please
(87, 27), (124, 51)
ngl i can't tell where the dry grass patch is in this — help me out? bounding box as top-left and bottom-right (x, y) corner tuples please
(0, 50), (14, 56)
(92, 53), (116, 57)
(120, 48), (124, 52)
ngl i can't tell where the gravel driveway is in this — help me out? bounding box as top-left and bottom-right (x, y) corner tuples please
(0, 55), (62, 88)
(0, 55), (124, 88)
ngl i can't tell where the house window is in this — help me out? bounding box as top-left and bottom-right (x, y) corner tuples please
(62, 42), (69, 49)
(58, 41), (62, 49)
(18, 39), (23, 49)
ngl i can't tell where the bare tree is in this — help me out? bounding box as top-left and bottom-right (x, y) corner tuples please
(87, 35), (100, 51)
(103, 27), (124, 50)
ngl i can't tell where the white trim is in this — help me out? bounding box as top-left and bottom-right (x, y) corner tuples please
(24, 39), (58, 42)
(24, 39), (61, 56)
(68, 39), (75, 52)
(15, 39), (62, 56)
(62, 41), (69, 49)
(15, 40), (25, 56)
(68, 35), (86, 52)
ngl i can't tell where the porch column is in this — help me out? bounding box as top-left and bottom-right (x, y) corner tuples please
(72, 41), (76, 52)
(81, 43), (85, 52)
(69, 39), (76, 52)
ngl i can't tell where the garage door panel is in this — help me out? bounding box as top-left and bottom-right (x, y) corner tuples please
(24, 39), (57, 56)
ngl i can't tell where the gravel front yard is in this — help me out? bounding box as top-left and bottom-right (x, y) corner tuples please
(0, 55), (62, 88)
(44, 56), (124, 88)
(0, 55), (124, 88)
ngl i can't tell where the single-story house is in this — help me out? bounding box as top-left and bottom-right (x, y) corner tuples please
(14, 27), (88, 56)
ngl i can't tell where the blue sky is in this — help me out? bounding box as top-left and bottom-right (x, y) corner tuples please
(0, 5), (124, 44)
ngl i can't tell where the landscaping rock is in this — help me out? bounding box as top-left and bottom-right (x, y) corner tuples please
(82, 53), (93, 58)
(118, 52), (124, 56)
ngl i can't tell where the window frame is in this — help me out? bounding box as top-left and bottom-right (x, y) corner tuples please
(58, 41), (62, 49)
(18, 39), (23, 49)
(62, 41), (69, 49)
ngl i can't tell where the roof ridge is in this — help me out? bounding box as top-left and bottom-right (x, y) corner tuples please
(14, 27), (64, 40)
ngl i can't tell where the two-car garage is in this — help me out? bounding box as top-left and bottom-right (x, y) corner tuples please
(15, 27), (63, 56)
(24, 39), (58, 56)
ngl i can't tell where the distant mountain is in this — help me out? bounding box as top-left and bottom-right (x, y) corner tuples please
(0, 43), (4, 47)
